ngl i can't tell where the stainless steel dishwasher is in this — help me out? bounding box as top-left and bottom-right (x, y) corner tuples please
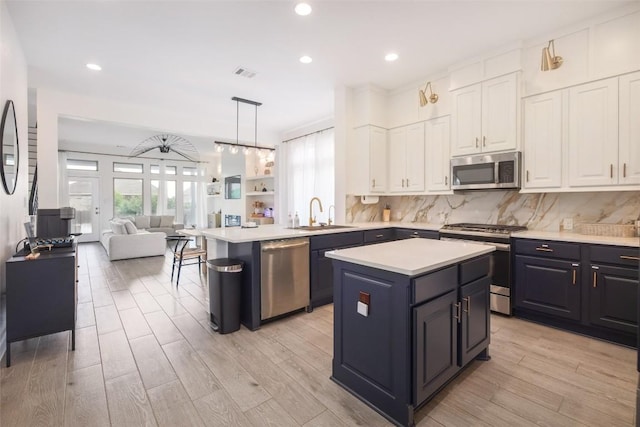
(260, 237), (310, 320)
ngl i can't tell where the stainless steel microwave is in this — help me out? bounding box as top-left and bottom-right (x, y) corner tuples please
(451, 152), (521, 190)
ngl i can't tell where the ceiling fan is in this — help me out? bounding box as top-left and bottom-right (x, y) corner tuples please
(129, 134), (199, 162)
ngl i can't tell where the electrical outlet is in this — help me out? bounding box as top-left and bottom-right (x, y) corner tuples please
(563, 217), (573, 231)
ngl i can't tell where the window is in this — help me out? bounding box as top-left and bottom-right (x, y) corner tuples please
(165, 180), (176, 215)
(67, 159), (98, 171)
(150, 164), (160, 174)
(182, 167), (198, 176)
(150, 180), (159, 215)
(114, 162), (143, 173)
(150, 179), (176, 215)
(183, 181), (197, 226)
(166, 166), (177, 175)
(113, 178), (143, 217)
(283, 128), (334, 222)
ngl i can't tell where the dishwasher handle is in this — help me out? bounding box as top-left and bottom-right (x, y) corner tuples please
(262, 240), (309, 252)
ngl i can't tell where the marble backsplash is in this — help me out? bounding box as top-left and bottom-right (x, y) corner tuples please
(346, 191), (640, 232)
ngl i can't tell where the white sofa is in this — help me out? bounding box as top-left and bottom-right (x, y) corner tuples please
(132, 215), (184, 235)
(100, 229), (167, 261)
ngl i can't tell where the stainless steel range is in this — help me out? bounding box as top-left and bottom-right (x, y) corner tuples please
(440, 223), (527, 315)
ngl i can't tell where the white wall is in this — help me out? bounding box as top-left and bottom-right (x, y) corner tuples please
(0, 0), (29, 294)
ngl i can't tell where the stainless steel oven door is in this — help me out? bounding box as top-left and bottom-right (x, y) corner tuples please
(440, 237), (512, 315)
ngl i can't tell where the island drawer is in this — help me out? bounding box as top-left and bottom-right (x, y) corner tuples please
(460, 255), (490, 285)
(310, 231), (363, 251)
(363, 228), (394, 244)
(514, 239), (580, 260)
(413, 266), (457, 305)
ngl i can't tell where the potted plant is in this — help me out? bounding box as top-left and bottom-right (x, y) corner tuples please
(382, 203), (391, 222)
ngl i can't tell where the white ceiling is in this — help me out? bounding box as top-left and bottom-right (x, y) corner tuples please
(6, 0), (634, 155)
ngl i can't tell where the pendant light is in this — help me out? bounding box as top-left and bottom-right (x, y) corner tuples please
(214, 97), (272, 155)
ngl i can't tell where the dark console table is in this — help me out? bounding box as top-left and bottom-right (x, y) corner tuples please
(5, 244), (77, 367)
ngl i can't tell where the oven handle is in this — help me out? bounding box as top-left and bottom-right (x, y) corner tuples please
(440, 237), (510, 252)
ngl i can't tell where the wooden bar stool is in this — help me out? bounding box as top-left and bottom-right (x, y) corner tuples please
(166, 235), (207, 286)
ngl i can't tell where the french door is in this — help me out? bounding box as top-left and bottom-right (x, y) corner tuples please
(68, 176), (101, 242)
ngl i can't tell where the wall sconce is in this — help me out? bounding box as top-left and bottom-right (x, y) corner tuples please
(419, 82), (438, 107)
(541, 39), (563, 71)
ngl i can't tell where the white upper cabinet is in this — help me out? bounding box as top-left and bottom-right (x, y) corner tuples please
(451, 73), (518, 156)
(350, 125), (388, 194)
(425, 116), (451, 192)
(523, 91), (563, 189)
(388, 128), (407, 192)
(451, 84), (481, 156)
(369, 126), (388, 193)
(388, 123), (425, 193)
(619, 71), (640, 185)
(568, 77), (619, 187)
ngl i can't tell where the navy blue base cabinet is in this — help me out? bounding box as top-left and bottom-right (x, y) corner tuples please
(310, 232), (363, 308)
(331, 254), (491, 426)
(513, 239), (638, 347)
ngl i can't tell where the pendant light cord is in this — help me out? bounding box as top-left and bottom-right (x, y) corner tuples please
(236, 99), (239, 146)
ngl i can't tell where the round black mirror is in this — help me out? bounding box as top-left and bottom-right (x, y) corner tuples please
(1, 100), (19, 195)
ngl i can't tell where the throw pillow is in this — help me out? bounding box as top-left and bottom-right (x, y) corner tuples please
(110, 220), (127, 235)
(160, 215), (174, 227)
(134, 215), (150, 229)
(150, 216), (161, 228)
(122, 219), (138, 235)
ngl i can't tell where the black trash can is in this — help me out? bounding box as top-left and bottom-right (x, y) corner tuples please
(207, 258), (243, 334)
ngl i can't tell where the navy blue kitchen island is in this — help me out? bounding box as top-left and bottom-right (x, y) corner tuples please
(327, 238), (495, 426)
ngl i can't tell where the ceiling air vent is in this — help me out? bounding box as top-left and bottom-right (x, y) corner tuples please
(233, 67), (256, 78)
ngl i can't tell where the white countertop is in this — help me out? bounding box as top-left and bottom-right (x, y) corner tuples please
(201, 222), (441, 243)
(325, 238), (495, 276)
(512, 230), (640, 247)
(200, 221), (639, 248)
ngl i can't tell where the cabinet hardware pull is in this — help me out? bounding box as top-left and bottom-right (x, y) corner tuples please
(620, 255), (640, 261)
(572, 269), (576, 285)
(535, 247), (554, 252)
(454, 302), (461, 323)
(623, 163), (627, 178)
(610, 164), (613, 178)
(372, 179), (376, 187)
(406, 178), (409, 186)
(526, 170), (529, 182)
(593, 271), (597, 288)
(376, 234), (384, 238)
(464, 297), (470, 314)
(445, 176), (448, 185)
(475, 137), (479, 148)
(401, 178), (404, 187)
(482, 136), (486, 147)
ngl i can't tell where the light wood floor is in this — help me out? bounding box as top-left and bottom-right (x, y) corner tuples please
(1, 242), (636, 426)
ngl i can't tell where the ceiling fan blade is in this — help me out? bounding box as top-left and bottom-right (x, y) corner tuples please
(170, 148), (197, 162)
(129, 145), (159, 158)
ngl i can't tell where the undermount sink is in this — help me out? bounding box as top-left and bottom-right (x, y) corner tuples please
(288, 225), (355, 231)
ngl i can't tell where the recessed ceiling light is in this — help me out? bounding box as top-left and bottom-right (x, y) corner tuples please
(385, 53), (399, 62)
(86, 63), (102, 71)
(295, 3), (312, 16)
(299, 55), (313, 64)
